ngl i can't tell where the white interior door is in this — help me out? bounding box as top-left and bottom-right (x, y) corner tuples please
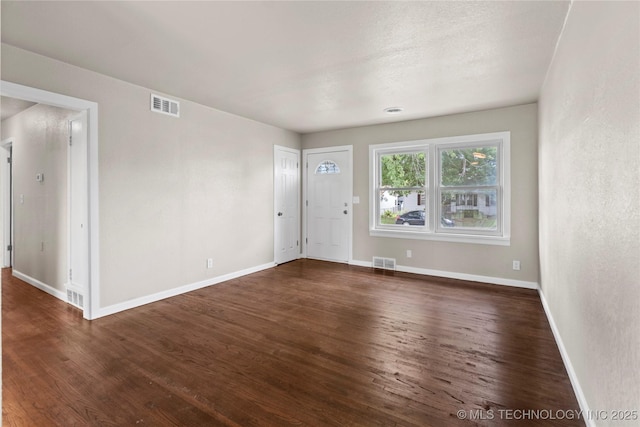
(274, 146), (300, 265)
(306, 149), (351, 262)
(69, 111), (89, 304)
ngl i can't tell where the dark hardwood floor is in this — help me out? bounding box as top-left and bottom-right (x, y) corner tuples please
(3, 260), (582, 426)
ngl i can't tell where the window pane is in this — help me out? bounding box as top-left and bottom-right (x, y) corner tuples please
(380, 153), (426, 187)
(379, 190), (426, 226)
(440, 189), (497, 230)
(440, 146), (497, 186)
(315, 160), (340, 174)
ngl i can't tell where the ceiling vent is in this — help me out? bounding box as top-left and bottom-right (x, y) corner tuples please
(151, 94), (180, 118)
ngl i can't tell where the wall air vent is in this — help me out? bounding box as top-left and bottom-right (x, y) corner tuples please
(66, 288), (84, 309)
(372, 256), (396, 271)
(151, 94), (180, 118)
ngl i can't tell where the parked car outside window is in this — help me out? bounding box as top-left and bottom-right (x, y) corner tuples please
(395, 210), (455, 227)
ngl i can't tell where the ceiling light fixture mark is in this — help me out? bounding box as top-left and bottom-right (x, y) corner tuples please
(383, 107), (404, 114)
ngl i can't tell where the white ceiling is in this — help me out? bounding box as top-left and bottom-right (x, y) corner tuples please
(1, 1), (570, 134)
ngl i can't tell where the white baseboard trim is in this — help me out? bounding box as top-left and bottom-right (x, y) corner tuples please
(348, 259), (371, 268)
(348, 259), (539, 290)
(96, 262), (276, 319)
(13, 270), (67, 301)
(538, 289), (594, 427)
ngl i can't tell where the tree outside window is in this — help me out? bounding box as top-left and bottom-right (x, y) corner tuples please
(378, 152), (426, 225)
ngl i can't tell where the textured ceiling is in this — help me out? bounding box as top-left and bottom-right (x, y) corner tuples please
(1, 1), (570, 133)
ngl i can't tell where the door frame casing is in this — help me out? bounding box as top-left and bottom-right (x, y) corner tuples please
(1, 138), (14, 268)
(1, 80), (100, 320)
(273, 145), (301, 265)
(68, 111), (89, 302)
(302, 145), (353, 263)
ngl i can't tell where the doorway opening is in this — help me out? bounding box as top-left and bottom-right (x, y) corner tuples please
(1, 81), (99, 320)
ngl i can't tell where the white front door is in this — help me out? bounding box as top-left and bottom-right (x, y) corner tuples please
(306, 148), (351, 263)
(69, 111), (89, 306)
(274, 146), (300, 265)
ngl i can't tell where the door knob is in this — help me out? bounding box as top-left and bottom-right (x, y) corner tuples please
(343, 210), (348, 215)
(277, 212), (283, 216)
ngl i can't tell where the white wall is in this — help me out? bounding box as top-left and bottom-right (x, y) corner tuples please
(1, 44), (300, 312)
(1, 104), (76, 291)
(302, 103), (539, 285)
(539, 2), (640, 425)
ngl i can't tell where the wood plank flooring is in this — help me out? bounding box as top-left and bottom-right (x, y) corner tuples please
(3, 260), (583, 426)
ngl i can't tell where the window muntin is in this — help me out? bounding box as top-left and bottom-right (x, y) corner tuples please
(369, 132), (509, 245)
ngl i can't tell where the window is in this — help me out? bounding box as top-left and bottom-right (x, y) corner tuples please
(370, 132), (510, 245)
(378, 152), (426, 227)
(439, 145), (497, 232)
(315, 160), (340, 174)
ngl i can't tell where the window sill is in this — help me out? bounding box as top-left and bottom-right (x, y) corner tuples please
(369, 228), (511, 246)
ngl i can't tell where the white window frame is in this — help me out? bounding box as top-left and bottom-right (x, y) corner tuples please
(369, 131), (510, 246)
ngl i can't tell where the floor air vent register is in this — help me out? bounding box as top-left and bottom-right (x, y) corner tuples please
(372, 256), (396, 271)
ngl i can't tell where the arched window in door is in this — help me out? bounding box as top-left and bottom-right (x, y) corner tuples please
(315, 160), (341, 174)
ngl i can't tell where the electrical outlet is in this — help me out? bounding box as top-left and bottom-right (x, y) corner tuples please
(512, 260), (521, 271)
(207, 258), (213, 269)
(406, 250), (412, 258)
